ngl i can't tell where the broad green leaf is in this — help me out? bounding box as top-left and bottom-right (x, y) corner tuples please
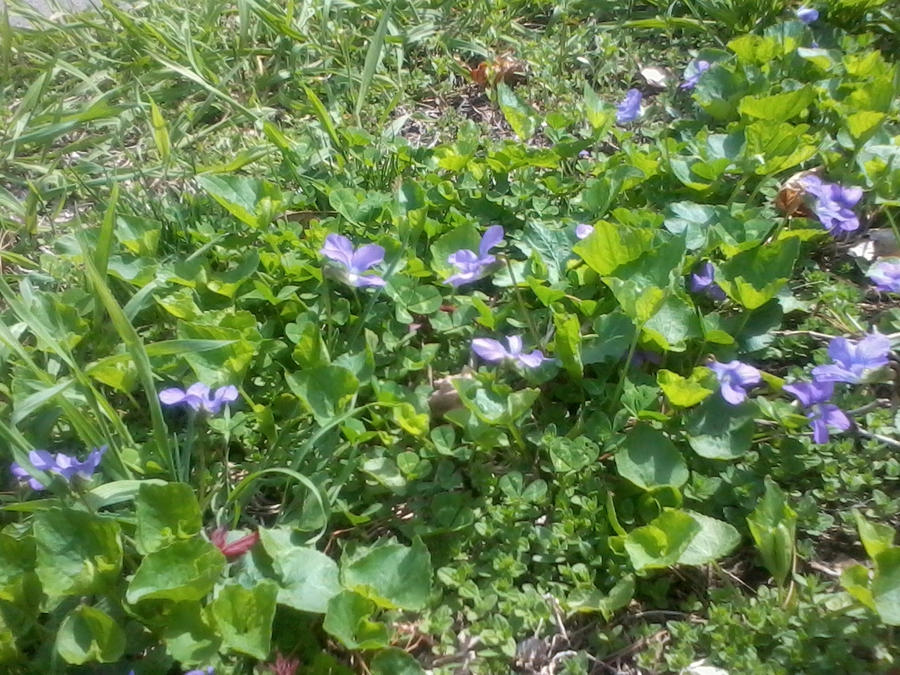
(718, 237), (800, 309)
(841, 564), (876, 611)
(584, 84), (613, 130)
(746, 478), (796, 586)
(854, 511), (895, 559)
(178, 318), (260, 384)
(692, 66), (748, 121)
(0, 612), (20, 663)
(797, 47), (834, 70)
(685, 395), (756, 459)
(397, 178), (426, 213)
(135, 483), (202, 555)
(573, 220), (653, 276)
(641, 295), (700, 351)
(663, 202), (720, 251)
(454, 380), (539, 426)
(162, 602), (220, 665)
(341, 538), (432, 610)
(372, 648), (426, 675)
(259, 528), (341, 613)
(567, 574), (635, 620)
(210, 581), (278, 659)
(34, 509), (122, 601)
(615, 425), (689, 490)
(56, 606), (125, 664)
(678, 511), (741, 565)
(554, 312), (583, 378)
(606, 280), (666, 324)
(728, 34), (778, 64)
(625, 510), (700, 571)
(496, 82), (538, 141)
(744, 121), (817, 175)
(126, 539), (225, 604)
(286, 365), (359, 423)
(583, 312), (635, 364)
(196, 174), (282, 229)
(517, 221), (572, 283)
(206, 251), (260, 298)
(738, 87), (815, 122)
(657, 368), (713, 407)
(872, 548), (900, 625)
(846, 110), (884, 141)
(0, 532), (39, 605)
(386, 279), (443, 320)
(323, 591), (390, 650)
(546, 435), (600, 473)
(288, 317), (330, 368)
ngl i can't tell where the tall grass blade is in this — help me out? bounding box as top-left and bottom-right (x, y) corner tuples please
(303, 85), (342, 154)
(80, 244), (174, 479)
(148, 98), (172, 165)
(355, 3), (393, 125)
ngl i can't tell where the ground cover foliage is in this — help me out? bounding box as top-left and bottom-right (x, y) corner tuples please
(1, 0), (899, 672)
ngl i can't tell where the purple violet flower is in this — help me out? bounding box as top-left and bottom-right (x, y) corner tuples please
(709, 360), (761, 405)
(631, 350), (662, 368)
(320, 234), (386, 288)
(185, 669), (214, 675)
(867, 260), (900, 293)
(801, 176), (862, 235)
(11, 446), (107, 491)
(616, 89), (642, 125)
(689, 262), (727, 301)
(680, 60), (711, 90)
(446, 225), (504, 287)
(811, 333), (892, 384)
(472, 335), (546, 369)
(159, 383), (239, 415)
(783, 380), (851, 444)
(575, 223), (594, 240)
(796, 6), (819, 23)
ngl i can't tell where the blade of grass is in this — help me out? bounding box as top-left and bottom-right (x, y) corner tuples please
(147, 98), (172, 166)
(80, 242), (174, 479)
(355, 2), (393, 126)
(303, 85), (343, 155)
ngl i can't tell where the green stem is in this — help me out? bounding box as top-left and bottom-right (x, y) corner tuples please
(884, 207), (900, 252)
(503, 255), (541, 346)
(507, 422), (526, 452)
(181, 411), (199, 484)
(609, 326), (641, 417)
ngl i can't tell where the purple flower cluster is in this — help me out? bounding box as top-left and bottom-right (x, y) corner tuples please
(689, 262), (726, 301)
(681, 60), (710, 90)
(802, 176), (863, 235)
(783, 332), (891, 444)
(811, 333), (891, 384)
(796, 6), (819, 23)
(472, 335), (547, 369)
(575, 223), (594, 240)
(783, 381), (849, 443)
(446, 225), (504, 287)
(320, 234), (386, 288)
(159, 383), (239, 415)
(616, 89), (642, 125)
(709, 361), (761, 404)
(867, 259), (900, 293)
(11, 446), (106, 491)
